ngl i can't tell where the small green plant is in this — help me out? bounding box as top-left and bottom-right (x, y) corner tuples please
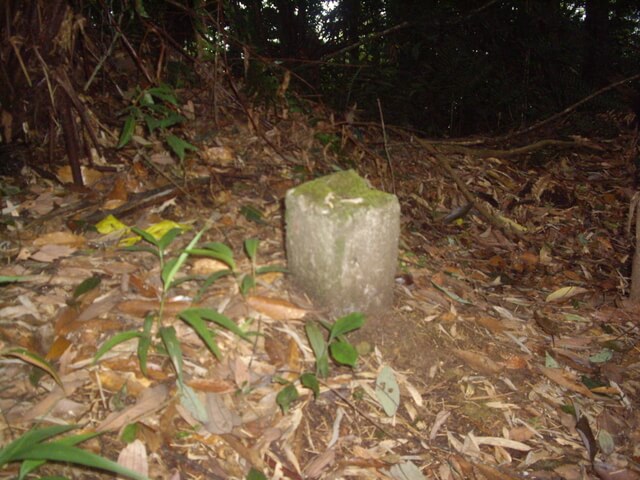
(95, 230), (283, 386)
(117, 84), (197, 163)
(0, 425), (147, 480)
(187, 237), (286, 298)
(276, 312), (364, 413)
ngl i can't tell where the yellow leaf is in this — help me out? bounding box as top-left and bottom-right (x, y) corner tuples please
(145, 220), (191, 239)
(96, 214), (129, 234)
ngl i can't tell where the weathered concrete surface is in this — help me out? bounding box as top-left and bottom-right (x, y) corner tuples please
(285, 170), (400, 316)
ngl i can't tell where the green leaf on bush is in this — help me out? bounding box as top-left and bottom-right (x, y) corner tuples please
(160, 326), (183, 385)
(166, 134), (197, 161)
(180, 307), (248, 340)
(117, 114), (136, 148)
(0, 426), (147, 480)
(120, 423), (138, 444)
(94, 330), (142, 362)
(147, 85), (178, 105)
(189, 242), (236, 270)
(178, 309), (222, 359)
(240, 274), (256, 295)
(244, 238), (259, 262)
(329, 340), (358, 367)
(276, 383), (298, 414)
(305, 321), (326, 359)
(157, 227), (182, 251)
(131, 226), (160, 247)
(137, 315), (154, 376)
(300, 373), (320, 399)
(329, 312), (364, 343)
(255, 265), (287, 275)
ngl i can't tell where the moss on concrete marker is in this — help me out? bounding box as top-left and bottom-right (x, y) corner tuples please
(285, 170), (400, 316)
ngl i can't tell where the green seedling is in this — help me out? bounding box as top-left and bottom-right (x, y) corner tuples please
(188, 238), (286, 298)
(305, 312), (364, 378)
(117, 84), (197, 165)
(276, 313), (364, 413)
(0, 425), (148, 480)
(96, 230), (267, 385)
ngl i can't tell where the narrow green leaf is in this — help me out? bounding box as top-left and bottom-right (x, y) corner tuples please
(117, 114), (136, 148)
(157, 227), (182, 251)
(300, 373), (320, 399)
(166, 134), (197, 161)
(239, 274), (255, 296)
(155, 112), (186, 129)
(18, 431), (101, 477)
(244, 238), (259, 262)
(255, 265), (287, 275)
(94, 331), (142, 362)
(12, 443), (148, 480)
(144, 114), (162, 133)
(180, 308), (248, 340)
(159, 326), (183, 385)
(161, 258), (180, 291)
(276, 384), (298, 414)
(72, 275), (101, 300)
(178, 310), (222, 360)
(131, 227), (159, 247)
(305, 321), (327, 360)
(0, 275), (33, 284)
(1, 348), (63, 388)
(328, 312), (364, 343)
(137, 315), (154, 376)
(329, 340), (358, 367)
(317, 355), (329, 378)
(0, 425), (76, 466)
(161, 227), (207, 293)
(195, 269), (232, 301)
(122, 245), (160, 257)
(188, 242), (236, 270)
(147, 85), (178, 105)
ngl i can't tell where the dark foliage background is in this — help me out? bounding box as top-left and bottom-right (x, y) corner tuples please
(1, 0), (639, 152)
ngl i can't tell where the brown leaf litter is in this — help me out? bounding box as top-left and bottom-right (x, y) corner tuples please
(1, 106), (640, 479)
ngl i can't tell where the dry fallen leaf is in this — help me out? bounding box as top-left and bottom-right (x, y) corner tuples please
(538, 366), (594, 398)
(246, 295), (308, 321)
(545, 286), (589, 303)
(453, 348), (503, 374)
(117, 439), (149, 477)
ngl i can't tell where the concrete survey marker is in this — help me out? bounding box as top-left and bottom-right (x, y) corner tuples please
(285, 169), (400, 316)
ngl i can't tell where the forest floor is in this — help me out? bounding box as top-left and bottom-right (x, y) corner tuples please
(1, 94), (640, 480)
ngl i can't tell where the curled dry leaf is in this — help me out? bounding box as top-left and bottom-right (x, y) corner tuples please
(453, 348), (503, 375)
